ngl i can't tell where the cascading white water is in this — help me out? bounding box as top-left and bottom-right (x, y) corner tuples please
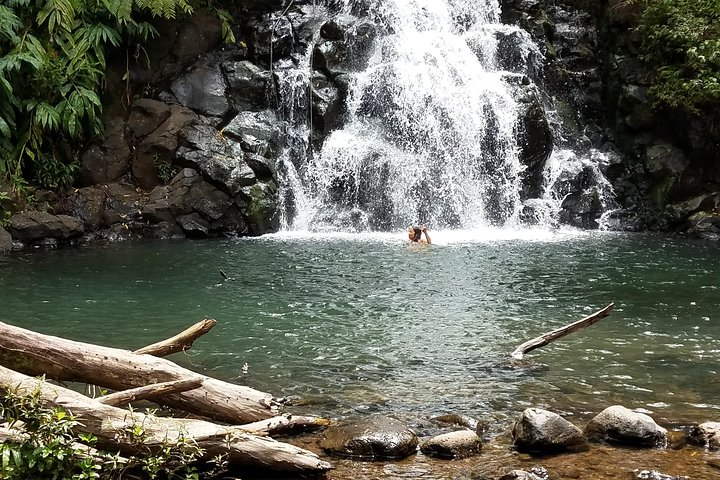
(274, 0), (614, 232)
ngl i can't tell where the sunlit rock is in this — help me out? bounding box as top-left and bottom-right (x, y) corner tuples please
(585, 405), (667, 447)
(511, 408), (587, 452)
(320, 416), (418, 459)
(420, 430), (482, 459)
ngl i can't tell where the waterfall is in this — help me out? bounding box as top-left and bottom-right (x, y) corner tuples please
(273, 0), (616, 232)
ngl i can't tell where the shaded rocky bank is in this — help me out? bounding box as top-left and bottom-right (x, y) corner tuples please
(1, 0), (720, 253)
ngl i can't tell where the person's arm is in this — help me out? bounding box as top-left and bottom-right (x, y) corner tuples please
(422, 226), (431, 244)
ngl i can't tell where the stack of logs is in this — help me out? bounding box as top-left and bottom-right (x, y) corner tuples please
(0, 319), (333, 474)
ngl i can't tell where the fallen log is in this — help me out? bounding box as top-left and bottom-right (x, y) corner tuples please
(240, 414), (332, 437)
(0, 366), (333, 474)
(96, 378), (204, 406)
(134, 319), (217, 357)
(0, 320), (278, 424)
(511, 303), (615, 359)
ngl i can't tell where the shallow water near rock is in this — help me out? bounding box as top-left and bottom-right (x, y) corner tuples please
(1, 228), (719, 478)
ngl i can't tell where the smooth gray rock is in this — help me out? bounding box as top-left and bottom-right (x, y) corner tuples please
(420, 430), (482, 459)
(585, 405), (667, 447)
(512, 408), (587, 452)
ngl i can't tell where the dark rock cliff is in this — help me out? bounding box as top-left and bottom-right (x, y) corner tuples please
(4, 0), (719, 249)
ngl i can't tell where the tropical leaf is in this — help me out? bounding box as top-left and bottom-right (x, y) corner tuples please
(36, 0), (76, 35)
(0, 5), (22, 42)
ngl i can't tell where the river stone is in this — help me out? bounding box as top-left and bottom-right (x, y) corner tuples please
(319, 416), (418, 459)
(8, 211), (84, 243)
(420, 430), (482, 459)
(512, 408), (587, 452)
(499, 466), (548, 480)
(634, 470), (689, 480)
(688, 421), (720, 450)
(585, 405), (667, 447)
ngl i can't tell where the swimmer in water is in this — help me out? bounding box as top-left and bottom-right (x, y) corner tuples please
(408, 225), (431, 244)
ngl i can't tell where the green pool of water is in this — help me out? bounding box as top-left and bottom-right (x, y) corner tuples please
(1, 228), (718, 431)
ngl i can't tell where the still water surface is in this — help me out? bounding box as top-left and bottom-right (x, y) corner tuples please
(1, 229), (718, 433)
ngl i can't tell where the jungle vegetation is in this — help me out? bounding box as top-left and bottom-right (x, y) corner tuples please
(0, 0), (233, 197)
(637, 0), (720, 113)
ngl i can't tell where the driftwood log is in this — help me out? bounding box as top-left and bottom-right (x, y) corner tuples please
(0, 320), (277, 424)
(95, 378), (204, 406)
(134, 319), (217, 356)
(511, 303), (615, 359)
(0, 365), (333, 473)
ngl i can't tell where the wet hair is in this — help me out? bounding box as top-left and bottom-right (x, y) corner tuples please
(410, 226), (422, 242)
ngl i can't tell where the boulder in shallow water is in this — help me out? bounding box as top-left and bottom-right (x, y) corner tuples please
(420, 430), (482, 459)
(512, 408), (587, 453)
(319, 415), (418, 459)
(585, 405), (667, 447)
(688, 421), (720, 450)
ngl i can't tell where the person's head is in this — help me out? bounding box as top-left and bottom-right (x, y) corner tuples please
(408, 226), (422, 242)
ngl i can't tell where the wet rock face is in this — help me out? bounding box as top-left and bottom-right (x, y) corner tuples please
(320, 416), (419, 459)
(585, 405), (667, 447)
(0, 227), (12, 254)
(511, 408), (587, 453)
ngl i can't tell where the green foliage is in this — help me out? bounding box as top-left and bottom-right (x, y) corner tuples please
(0, 382), (217, 480)
(0, 0), (236, 193)
(0, 383), (116, 479)
(637, 0), (720, 112)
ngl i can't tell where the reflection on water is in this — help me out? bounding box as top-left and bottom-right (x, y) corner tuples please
(1, 230), (719, 435)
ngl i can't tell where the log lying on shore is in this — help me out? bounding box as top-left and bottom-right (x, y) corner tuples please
(95, 378), (204, 406)
(511, 303), (615, 359)
(134, 319), (217, 356)
(0, 365), (333, 474)
(0, 320), (278, 424)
